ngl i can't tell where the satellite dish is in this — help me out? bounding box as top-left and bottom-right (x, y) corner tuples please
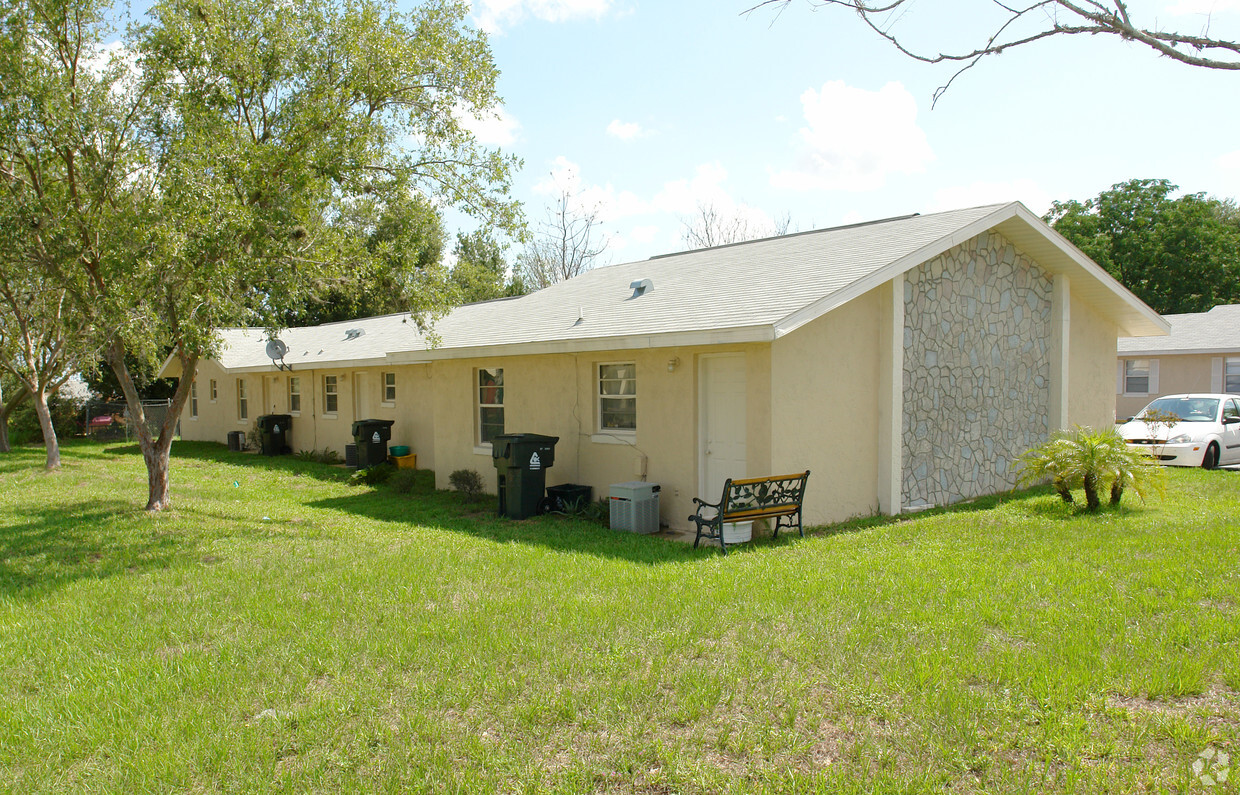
(266, 338), (291, 371)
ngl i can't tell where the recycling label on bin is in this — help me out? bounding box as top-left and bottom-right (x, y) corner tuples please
(273, 424), (280, 433)
(529, 452), (541, 470)
(372, 431), (381, 443)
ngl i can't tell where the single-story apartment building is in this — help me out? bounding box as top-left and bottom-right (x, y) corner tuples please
(1116, 304), (1240, 419)
(164, 202), (1167, 528)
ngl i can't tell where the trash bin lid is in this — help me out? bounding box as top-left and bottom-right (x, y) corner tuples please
(351, 418), (395, 435)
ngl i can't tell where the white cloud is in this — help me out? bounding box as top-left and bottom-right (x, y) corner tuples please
(1217, 150), (1240, 170)
(769, 80), (934, 192)
(628, 225), (659, 244)
(472, 0), (615, 32)
(606, 119), (649, 140)
(1166, 0), (1240, 14)
(532, 156), (649, 223)
(456, 104), (521, 147)
(651, 161), (732, 215)
(929, 179), (1053, 215)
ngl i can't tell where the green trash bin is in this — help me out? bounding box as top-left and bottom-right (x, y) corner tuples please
(351, 419), (395, 469)
(491, 433), (559, 519)
(257, 414), (292, 456)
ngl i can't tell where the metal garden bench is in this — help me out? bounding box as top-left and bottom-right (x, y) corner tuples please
(689, 471), (810, 554)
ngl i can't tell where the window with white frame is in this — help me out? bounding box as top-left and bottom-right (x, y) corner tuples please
(477, 367), (503, 445)
(1124, 359), (1150, 395)
(288, 376), (301, 414)
(1227, 358), (1240, 393)
(190, 381), (198, 418)
(383, 371), (396, 403)
(237, 378), (248, 421)
(598, 363), (636, 432)
(323, 375), (338, 415)
(209, 379), (218, 402)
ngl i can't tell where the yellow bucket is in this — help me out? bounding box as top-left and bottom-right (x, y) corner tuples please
(391, 453), (417, 469)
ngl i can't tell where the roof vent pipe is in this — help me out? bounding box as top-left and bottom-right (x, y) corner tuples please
(629, 279), (653, 299)
(344, 328), (365, 340)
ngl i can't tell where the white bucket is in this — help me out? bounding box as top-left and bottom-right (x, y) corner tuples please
(721, 521), (752, 544)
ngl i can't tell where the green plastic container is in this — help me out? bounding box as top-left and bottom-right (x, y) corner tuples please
(389, 445), (411, 457)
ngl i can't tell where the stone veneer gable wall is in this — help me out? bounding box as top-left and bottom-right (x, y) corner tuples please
(902, 231), (1052, 508)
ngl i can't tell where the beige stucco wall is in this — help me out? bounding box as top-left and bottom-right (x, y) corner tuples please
(1067, 292), (1122, 429)
(429, 345), (771, 530)
(177, 361), (436, 469)
(770, 286), (883, 525)
(1114, 353), (1236, 420)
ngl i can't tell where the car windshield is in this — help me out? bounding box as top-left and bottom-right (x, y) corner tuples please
(1139, 397), (1220, 422)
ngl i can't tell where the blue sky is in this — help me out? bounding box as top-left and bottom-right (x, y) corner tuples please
(455, 0), (1240, 265)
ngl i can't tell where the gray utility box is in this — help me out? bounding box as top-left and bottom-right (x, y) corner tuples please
(609, 481), (661, 534)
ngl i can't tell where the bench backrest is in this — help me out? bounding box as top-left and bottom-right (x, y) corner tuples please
(721, 471), (810, 518)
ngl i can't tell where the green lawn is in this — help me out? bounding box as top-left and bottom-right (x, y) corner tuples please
(1, 441), (1237, 793)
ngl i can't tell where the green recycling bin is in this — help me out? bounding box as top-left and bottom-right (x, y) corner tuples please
(351, 419), (395, 469)
(257, 414), (292, 456)
(491, 433), (559, 519)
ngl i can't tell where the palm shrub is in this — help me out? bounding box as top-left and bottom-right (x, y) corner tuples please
(1018, 426), (1164, 511)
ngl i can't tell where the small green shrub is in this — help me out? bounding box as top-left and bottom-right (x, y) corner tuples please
(389, 468), (418, 494)
(583, 497), (610, 527)
(352, 464), (394, 486)
(295, 447), (341, 465)
(1018, 425), (1164, 511)
(448, 468), (484, 500)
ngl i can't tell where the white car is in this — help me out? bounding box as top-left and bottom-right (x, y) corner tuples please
(1117, 393), (1240, 468)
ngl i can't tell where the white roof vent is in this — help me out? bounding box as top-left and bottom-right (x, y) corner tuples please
(344, 328), (365, 340)
(629, 279), (653, 299)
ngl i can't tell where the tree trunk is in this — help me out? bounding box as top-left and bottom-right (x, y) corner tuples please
(1110, 479), (1124, 507)
(31, 386), (60, 470)
(1053, 479), (1074, 504)
(1083, 473), (1100, 512)
(0, 384), (28, 453)
(105, 338), (198, 512)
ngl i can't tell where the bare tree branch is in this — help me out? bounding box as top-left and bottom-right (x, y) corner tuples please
(749, 0), (1240, 105)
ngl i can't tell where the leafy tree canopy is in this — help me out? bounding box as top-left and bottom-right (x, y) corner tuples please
(449, 229), (525, 303)
(1045, 179), (1240, 315)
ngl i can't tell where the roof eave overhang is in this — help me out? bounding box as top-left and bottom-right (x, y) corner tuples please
(1117, 346), (1240, 357)
(386, 325), (776, 364)
(771, 202), (1170, 340)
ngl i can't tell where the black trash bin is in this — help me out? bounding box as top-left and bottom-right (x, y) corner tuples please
(256, 414), (292, 456)
(543, 483), (593, 514)
(491, 433), (559, 519)
(352, 419), (395, 469)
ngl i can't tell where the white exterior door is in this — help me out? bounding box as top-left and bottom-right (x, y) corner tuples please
(699, 354), (747, 499)
(353, 372), (372, 419)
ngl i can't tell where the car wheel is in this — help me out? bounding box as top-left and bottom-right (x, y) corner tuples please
(1202, 442), (1220, 469)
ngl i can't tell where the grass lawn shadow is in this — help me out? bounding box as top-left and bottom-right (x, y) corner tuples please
(0, 499), (196, 599)
(158, 440), (355, 485)
(309, 487), (714, 566)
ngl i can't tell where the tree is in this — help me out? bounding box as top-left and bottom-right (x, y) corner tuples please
(680, 201), (795, 249)
(751, 0), (1240, 104)
(2, 0), (521, 510)
(0, 267), (96, 469)
(449, 229), (525, 302)
(283, 194), (450, 327)
(1045, 179), (1240, 315)
(0, 376), (29, 453)
(516, 186), (608, 290)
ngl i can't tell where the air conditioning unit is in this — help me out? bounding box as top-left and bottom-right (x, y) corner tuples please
(609, 481), (661, 534)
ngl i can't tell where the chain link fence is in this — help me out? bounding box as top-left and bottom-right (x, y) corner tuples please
(81, 399), (179, 441)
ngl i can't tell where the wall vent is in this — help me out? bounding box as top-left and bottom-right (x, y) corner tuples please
(344, 328), (365, 340)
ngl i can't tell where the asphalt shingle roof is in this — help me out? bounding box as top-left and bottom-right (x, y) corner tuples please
(190, 202), (1164, 373)
(1117, 304), (1240, 354)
